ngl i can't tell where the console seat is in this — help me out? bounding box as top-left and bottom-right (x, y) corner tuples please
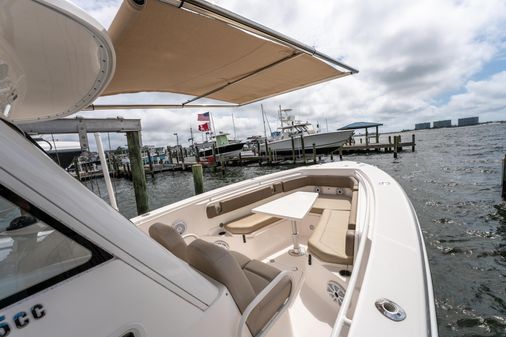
(149, 223), (292, 336)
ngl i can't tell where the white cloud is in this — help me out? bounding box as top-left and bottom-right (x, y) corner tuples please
(67, 0), (506, 148)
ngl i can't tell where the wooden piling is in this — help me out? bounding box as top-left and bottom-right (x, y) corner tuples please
(265, 138), (271, 164)
(192, 164), (204, 195)
(300, 135), (306, 164)
(330, 152), (334, 161)
(365, 128), (369, 149)
(146, 150), (155, 178)
(412, 134), (416, 152)
(212, 143), (217, 166)
(393, 136), (398, 159)
(194, 145), (200, 163)
(388, 136), (392, 152)
(291, 136), (296, 164)
(339, 147), (343, 161)
(502, 154), (506, 199)
(167, 146), (173, 164)
(73, 158), (81, 180)
(312, 143), (316, 164)
(180, 147), (185, 170)
(398, 135), (402, 151)
(126, 131), (149, 215)
(238, 152), (242, 166)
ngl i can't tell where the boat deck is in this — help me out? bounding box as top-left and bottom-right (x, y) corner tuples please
(262, 246), (348, 337)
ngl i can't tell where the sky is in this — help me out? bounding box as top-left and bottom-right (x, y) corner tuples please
(65, 0), (506, 149)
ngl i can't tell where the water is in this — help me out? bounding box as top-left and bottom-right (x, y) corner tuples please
(86, 123), (506, 337)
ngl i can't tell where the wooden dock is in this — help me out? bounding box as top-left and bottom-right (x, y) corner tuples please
(74, 133), (416, 181)
(342, 134), (415, 154)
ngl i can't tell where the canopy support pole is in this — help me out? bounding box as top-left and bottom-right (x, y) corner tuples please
(94, 133), (118, 211)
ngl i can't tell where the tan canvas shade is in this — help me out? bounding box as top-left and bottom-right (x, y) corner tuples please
(101, 0), (355, 105)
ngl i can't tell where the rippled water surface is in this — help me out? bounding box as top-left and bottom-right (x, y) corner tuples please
(87, 123), (506, 337)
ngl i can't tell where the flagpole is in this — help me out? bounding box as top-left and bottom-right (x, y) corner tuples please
(232, 111), (236, 140)
(209, 111), (216, 137)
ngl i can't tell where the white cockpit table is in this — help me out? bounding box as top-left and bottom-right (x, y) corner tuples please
(252, 191), (318, 256)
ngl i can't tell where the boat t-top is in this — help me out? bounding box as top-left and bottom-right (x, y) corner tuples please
(0, 1), (437, 337)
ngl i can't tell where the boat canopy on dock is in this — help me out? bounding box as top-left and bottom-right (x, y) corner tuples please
(338, 122), (383, 130)
(100, 0), (357, 106)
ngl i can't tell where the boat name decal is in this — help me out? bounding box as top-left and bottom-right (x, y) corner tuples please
(0, 304), (45, 336)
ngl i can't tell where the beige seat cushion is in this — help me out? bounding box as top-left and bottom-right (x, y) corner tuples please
(225, 213), (280, 235)
(149, 223), (188, 261)
(187, 240), (291, 336)
(308, 210), (354, 265)
(310, 195), (351, 214)
(243, 260), (291, 336)
(187, 239), (256, 312)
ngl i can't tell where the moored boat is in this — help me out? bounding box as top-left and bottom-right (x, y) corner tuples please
(196, 133), (246, 160)
(262, 111), (353, 156)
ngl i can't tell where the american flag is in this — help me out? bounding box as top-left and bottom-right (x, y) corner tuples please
(197, 112), (210, 121)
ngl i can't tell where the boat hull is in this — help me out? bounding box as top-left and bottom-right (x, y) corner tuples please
(262, 130), (353, 155)
(198, 142), (245, 158)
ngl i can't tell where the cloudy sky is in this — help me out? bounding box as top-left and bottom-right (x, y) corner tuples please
(66, 0), (506, 149)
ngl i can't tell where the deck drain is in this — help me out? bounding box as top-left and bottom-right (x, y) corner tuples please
(327, 281), (345, 305)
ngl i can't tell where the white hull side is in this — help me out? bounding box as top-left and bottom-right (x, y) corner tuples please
(265, 130), (353, 154)
(132, 161), (438, 337)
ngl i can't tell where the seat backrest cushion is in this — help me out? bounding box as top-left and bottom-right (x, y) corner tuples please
(149, 223), (188, 261)
(187, 239), (256, 312)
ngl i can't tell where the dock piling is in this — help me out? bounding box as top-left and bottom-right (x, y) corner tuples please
(300, 135), (306, 164)
(167, 146), (173, 164)
(180, 146), (185, 170)
(192, 164), (204, 195)
(291, 136), (296, 164)
(393, 136), (398, 159)
(265, 138), (271, 165)
(147, 150), (155, 178)
(312, 143), (316, 164)
(339, 147), (343, 161)
(126, 131), (149, 215)
(412, 134), (416, 152)
(502, 154), (506, 199)
(74, 158), (81, 180)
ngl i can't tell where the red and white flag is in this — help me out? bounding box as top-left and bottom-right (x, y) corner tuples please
(197, 112), (210, 121)
(198, 122), (210, 132)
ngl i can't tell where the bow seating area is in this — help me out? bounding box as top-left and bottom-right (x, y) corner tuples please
(204, 175), (359, 265)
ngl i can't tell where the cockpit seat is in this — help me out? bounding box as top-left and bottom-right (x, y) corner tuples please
(149, 223), (292, 336)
